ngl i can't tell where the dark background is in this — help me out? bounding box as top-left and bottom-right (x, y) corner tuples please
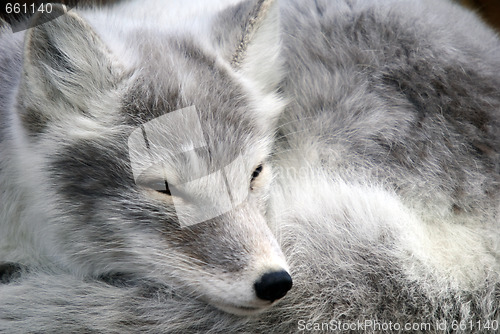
(460, 0), (500, 31)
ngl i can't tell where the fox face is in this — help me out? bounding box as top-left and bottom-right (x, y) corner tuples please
(12, 0), (291, 315)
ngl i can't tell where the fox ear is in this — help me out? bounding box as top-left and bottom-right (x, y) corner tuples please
(213, 0), (282, 94)
(19, 4), (122, 132)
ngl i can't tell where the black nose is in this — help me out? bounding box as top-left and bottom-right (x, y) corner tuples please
(254, 270), (293, 302)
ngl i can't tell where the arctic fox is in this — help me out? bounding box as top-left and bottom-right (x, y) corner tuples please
(0, 0), (291, 319)
(1, 0), (499, 333)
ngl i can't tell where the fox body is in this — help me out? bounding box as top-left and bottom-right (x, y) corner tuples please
(0, 0), (499, 333)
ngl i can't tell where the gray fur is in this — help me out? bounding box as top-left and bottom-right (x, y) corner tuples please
(1, 0), (499, 333)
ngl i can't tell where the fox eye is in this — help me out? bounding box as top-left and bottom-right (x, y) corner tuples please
(140, 179), (172, 196)
(251, 164), (263, 183)
(156, 180), (172, 196)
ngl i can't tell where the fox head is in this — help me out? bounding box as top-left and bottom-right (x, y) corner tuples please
(14, 0), (290, 315)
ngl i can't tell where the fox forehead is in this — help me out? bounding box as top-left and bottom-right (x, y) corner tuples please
(121, 36), (257, 121)
(120, 39), (275, 168)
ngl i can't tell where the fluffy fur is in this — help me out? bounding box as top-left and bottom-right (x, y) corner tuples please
(0, 0), (499, 333)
